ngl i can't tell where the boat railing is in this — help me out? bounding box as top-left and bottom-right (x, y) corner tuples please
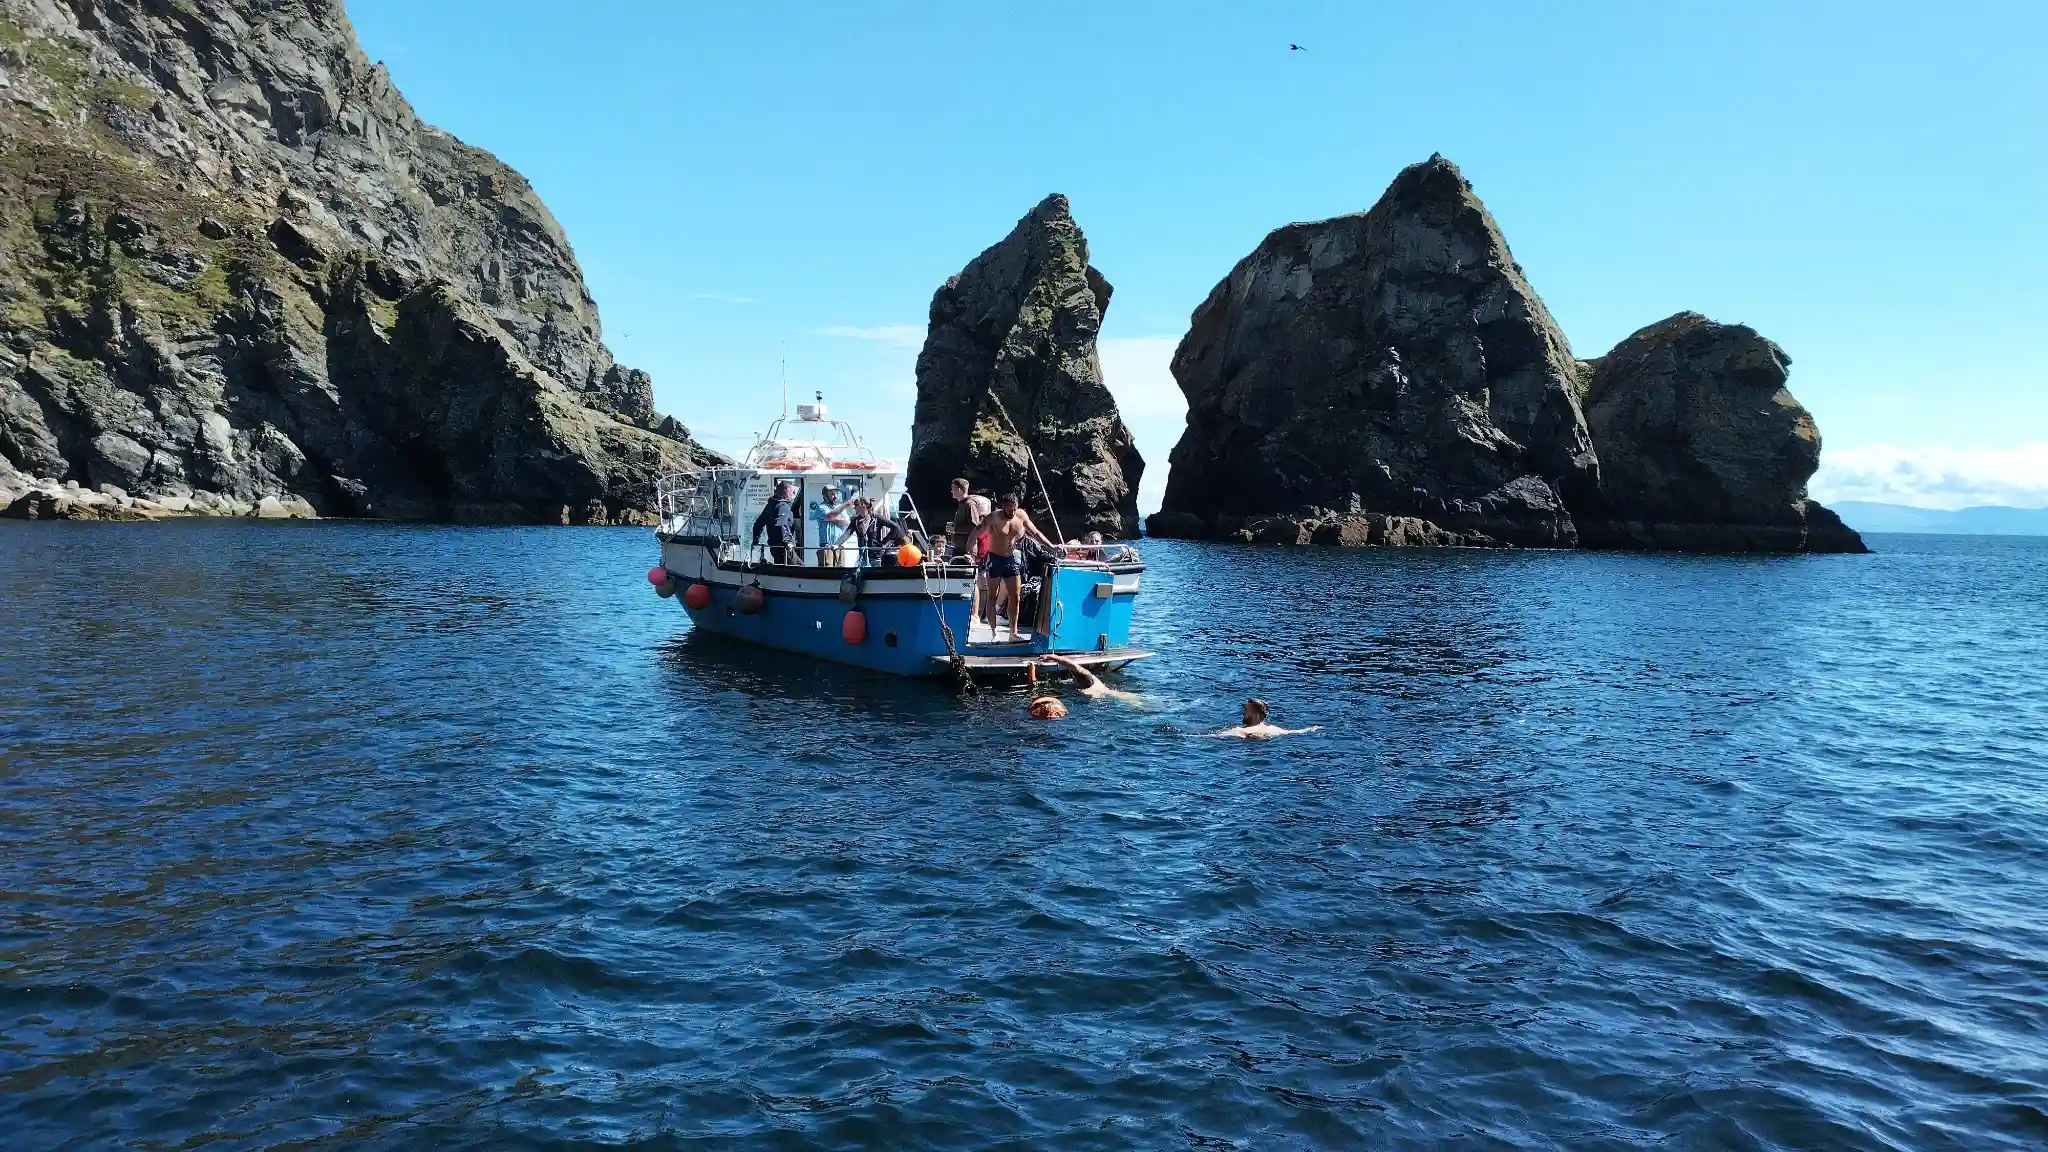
(745, 414), (883, 472)
(1045, 543), (1142, 566)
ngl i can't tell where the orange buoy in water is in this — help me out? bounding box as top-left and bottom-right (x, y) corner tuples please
(734, 585), (766, 615)
(682, 582), (711, 610)
(896, 542), (923, 567)
(841, 609), (867, 644)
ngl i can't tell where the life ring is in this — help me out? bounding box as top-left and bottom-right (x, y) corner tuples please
(830, 461), (878, 470)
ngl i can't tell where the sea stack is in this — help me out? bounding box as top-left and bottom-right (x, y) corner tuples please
(0, 0), (713, 523)
(1150, 155), (1598, 547)
(904, 195), (1143, 538)
(1576, 313), (1868, 553)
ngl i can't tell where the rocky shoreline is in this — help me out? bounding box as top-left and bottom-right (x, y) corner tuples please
(2, 470), (310, 521)
(0, 466), (662, 524)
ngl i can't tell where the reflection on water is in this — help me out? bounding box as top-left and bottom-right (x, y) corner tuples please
(4, 522), (2047, 1149)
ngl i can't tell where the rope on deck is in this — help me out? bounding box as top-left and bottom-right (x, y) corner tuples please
(984, 388), (1065, 546)
(903, 489), (977, 694)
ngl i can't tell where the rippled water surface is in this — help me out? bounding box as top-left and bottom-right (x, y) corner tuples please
(3, 522), (2046, 1149)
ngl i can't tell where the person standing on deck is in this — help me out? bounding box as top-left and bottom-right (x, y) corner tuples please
(946, 478), (989, 563)
(838, 497), (908, 566)
(947, 477), (993, 624)
(983, 492), (1056, 642)
(751, 480), (799, 565)
(811, 485), (852, 566)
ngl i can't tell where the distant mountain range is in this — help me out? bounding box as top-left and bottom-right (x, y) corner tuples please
(1829, 501), (2048, 536)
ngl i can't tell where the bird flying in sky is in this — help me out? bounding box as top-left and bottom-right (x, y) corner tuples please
(1289, 43), (1306, 51)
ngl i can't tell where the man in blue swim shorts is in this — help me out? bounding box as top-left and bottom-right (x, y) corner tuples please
(982, 492), (1054, 642)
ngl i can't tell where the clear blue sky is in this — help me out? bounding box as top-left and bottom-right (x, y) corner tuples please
(347, 0), (2048, 511)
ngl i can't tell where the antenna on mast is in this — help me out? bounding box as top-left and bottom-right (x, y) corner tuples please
(780, 343), (788, 418)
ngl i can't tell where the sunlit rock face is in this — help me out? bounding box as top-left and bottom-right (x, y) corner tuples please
(1576, 312), (1867, 553)
(0, 0), (713, 522)
(1154, 155), (1597, 548)
(906, 194), (1142, 539)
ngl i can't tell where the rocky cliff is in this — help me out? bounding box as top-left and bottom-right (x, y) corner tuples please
(1150, 155), (1863, 554)
(1576, 312), (1866, 552)
(904, 194), (1142, 538)
(0, 0), (711, 523)
(1150, 156), (1598, 548)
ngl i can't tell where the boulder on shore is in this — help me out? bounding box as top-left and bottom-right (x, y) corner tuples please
(1576, 313), (1867, 553)
(1151, 155), (1598, 548)
(905, 195), (1143, 538)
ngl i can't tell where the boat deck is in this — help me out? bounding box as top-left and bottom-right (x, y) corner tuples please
(933, 647), (1155, 675)
(967, 619), (1034, 646)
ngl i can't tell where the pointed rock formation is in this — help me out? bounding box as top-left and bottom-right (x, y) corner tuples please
(1576, 312), (1867, 552)
(905, 195), (1143, 538)
(0, 0), (713, 523)
(1151, 155), (1598, 547)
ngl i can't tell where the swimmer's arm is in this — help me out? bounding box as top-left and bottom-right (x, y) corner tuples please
(1042, 653), (1100, 690)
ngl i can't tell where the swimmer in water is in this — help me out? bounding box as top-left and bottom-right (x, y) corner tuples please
(1212, 698), (1319, 739)
(1038, 653), (1141, 703)
(1028, 696), (1069, 720)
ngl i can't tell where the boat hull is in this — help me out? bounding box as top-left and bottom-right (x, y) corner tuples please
(660, 536), (973, 676)
(656, 535), (1143, 678)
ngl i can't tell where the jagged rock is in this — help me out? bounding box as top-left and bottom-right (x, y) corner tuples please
(0, 0), (714, 522)
(1577, 313), (1867, 553)
(905, 194), (1143, 538)
(1153, 155), (1597, 548)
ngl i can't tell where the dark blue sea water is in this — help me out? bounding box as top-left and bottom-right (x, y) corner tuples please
(3, 522), (2045, 1150)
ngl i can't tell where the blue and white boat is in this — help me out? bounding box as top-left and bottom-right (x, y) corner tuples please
(648, 399), (1151, 679)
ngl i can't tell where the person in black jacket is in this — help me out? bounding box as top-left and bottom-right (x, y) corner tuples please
(751, 480), (799, 564)
(837, 497), (908, 565)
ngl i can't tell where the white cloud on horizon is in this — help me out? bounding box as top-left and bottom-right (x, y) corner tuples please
(1809, 443), (2048, 511)
(816, 324), (926, 350)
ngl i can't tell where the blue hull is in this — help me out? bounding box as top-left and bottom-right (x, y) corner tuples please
(656, 536), (1143, 678)
(674, 577), (974, 676)
(1040, 565), (1140, 653)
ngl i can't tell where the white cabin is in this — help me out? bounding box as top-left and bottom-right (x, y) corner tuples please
(656, 399), (910, 567)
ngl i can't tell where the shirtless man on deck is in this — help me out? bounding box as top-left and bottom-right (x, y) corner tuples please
(983, 492), (1055, 642)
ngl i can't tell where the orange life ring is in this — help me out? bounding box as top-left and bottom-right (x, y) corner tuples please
(830, 461), (878, 470)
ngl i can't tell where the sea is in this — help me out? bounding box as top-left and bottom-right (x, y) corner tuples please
(2, 521), (2044, 1150)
